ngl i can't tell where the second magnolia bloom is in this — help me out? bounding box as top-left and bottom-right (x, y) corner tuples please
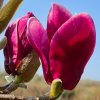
(4, 12), (40, 82)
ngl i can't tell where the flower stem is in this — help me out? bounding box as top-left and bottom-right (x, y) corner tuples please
(0, 0), (23, 33)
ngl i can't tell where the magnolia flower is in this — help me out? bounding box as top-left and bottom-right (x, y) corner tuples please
(26, 3), (96, 99)
(46, 3), (96, 90)
(2, 12), (40, 94)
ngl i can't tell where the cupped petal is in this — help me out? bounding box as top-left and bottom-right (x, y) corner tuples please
(26, 17), (53, 83)
(4, 20), (19, 74)
(18, 12), (34, 38)
(47, 3), (72, 41)
(49, 13), (96, 90)
(16, 12), (34, 69)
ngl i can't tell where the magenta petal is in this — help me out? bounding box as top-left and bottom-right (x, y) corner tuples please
(47, 3), (72, 41)
(4, 20), (19, 74)
(49, 13), (96, 90)
(26, 17), (53, 83)
(18, 12), (34, 38)
(16, 13), (33, 65)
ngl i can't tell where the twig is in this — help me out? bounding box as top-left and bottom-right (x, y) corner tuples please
(0, 94), (24, 100)
(0, 94), (56, 100)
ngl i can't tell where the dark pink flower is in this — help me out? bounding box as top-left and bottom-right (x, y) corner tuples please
(4, 12), (41, 76)
(27, 3), (96, 90)
(48, 3), (96, 90)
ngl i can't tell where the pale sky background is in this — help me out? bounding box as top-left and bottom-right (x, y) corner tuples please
(0, 0), (100, 81)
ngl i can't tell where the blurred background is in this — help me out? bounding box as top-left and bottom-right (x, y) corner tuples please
(0, 0), (100, 100)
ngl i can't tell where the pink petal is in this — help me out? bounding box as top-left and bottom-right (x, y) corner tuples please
(4, 20), (19, 74)
(18, 12), (34, 38)
(16, 13), (34, 67)
(26, 17), (53, 83)
(49, 13), (96, 90)
(47, 3), (72, 41)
